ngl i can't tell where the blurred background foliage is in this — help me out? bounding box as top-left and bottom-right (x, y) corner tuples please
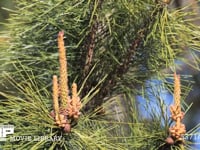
(0, 0), (14, 30)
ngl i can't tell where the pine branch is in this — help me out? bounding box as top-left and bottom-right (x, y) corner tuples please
(83, 0), (103, 76)
(95, 4), (164, 105)
(83, 17), (98, 77)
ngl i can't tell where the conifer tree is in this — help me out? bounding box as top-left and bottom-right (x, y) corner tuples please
(0, 0), (200, 149)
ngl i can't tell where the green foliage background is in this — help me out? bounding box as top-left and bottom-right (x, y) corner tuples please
(0, 0), (14, 30)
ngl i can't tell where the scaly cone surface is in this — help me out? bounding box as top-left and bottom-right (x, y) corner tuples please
(168, 74), (186, 142)
(58, 31), (69, 109)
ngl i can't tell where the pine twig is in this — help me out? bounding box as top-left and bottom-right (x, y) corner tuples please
(83, 0), (103, 76)
(98, 5), (162, 101)
(83, 21), (97, 76)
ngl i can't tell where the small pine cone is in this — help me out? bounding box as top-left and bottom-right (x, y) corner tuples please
(165, 136), (175, 145)
(63, 123), (71, 133)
